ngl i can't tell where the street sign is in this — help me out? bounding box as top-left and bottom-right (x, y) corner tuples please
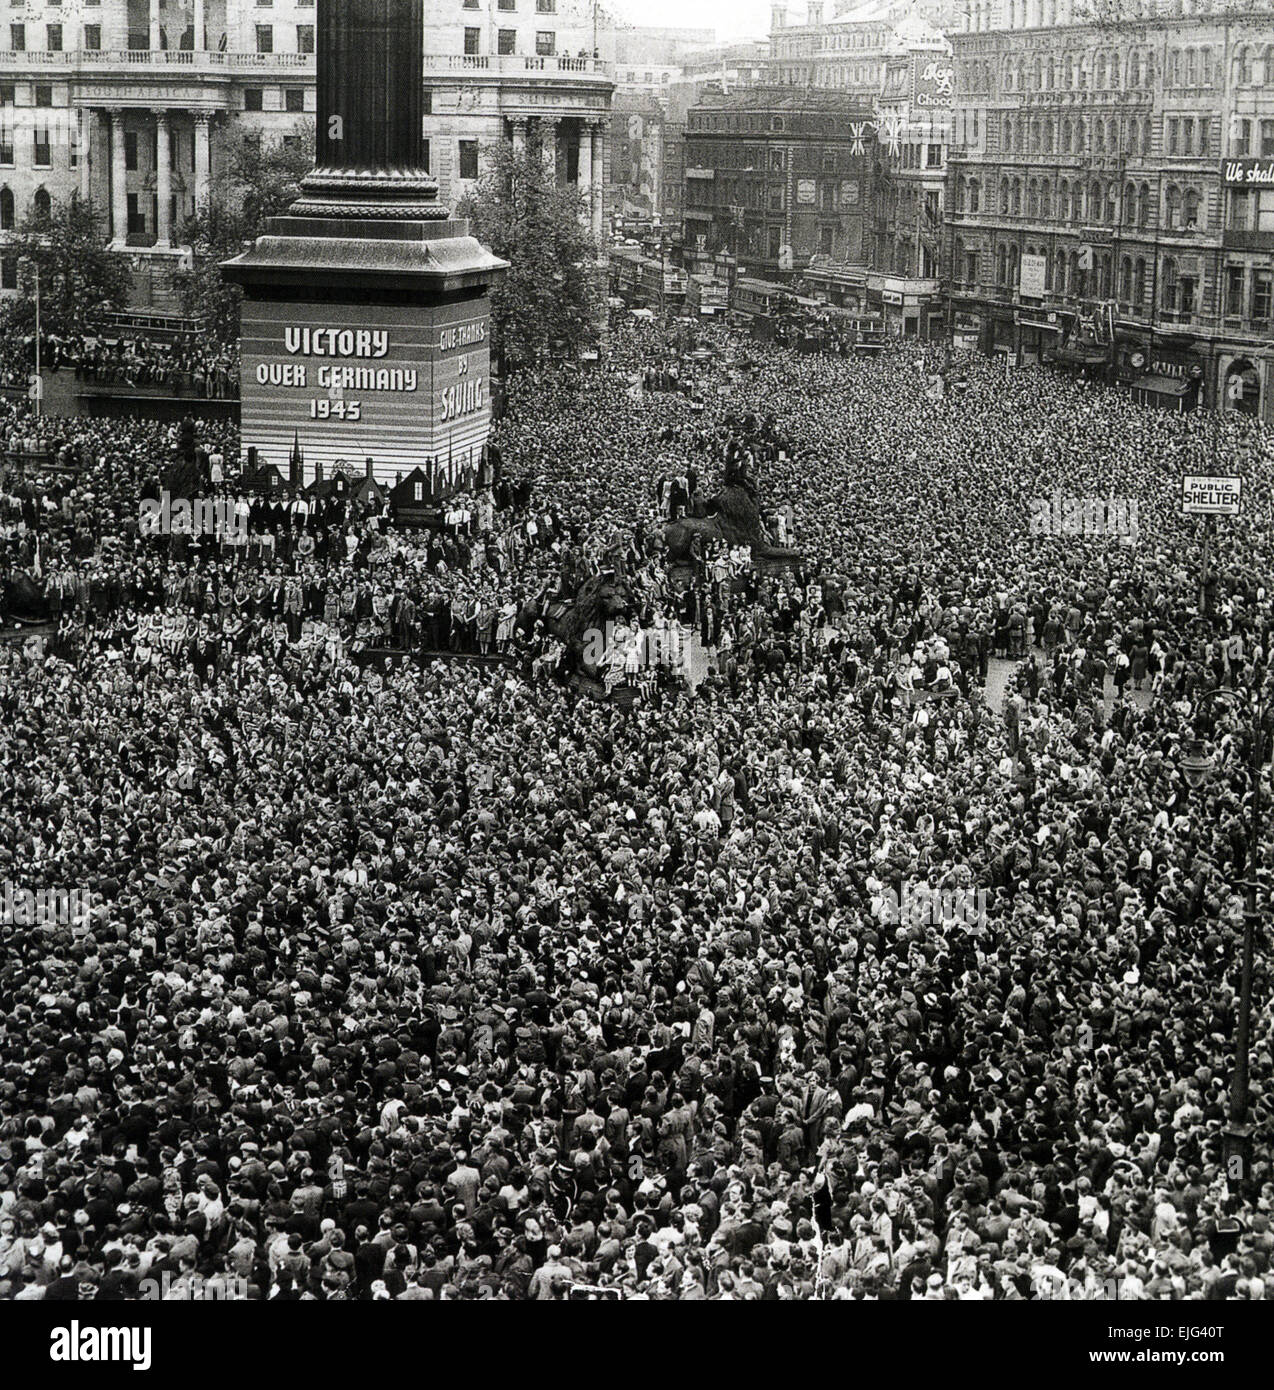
(1182, 475), (1242, 516)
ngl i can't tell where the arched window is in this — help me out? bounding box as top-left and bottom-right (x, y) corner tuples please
(1138, 182), (1150, 227)
(1000, 175), (1010, 213)
(1089, 179), (1102, 221)
(1120, 255), (1133, 303)
(0, 186), (12, 232)
(1185, 48), (1197, 86)
(1009, 242), (1020, 285)
(32, 187), (50, 221)
(1199, 47), (1212, 87)
(1028, 178), (1039, 217)
(1166, 183), (1181, 229)
(1106, 183), (1118, 223)
(1235, 46), (1253, 86)
(1094, 120), (1105, 153)
(1031, 117), (1041, 153)
(1183, 186), (1201, 229)
(955, 235), (966, 278)
(1003, 114), (1013, 151)
(1040, 182), (1050, 218)
(1134, 258), (1146, 306)
(1032, 57), (1042, 89)
(971, 178), (981, 213)
(1061, 116), (1072, 151)
(996, 243), (1008, 283)
(1107, 49), (1120, 88)
(1059, 178), (1070, 220)
(1124, 181), (1136, 225)
(1141, 120), (1151, 156)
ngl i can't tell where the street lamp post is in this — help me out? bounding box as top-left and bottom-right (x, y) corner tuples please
(33, 263), (40, 418)
(1180, 682), (1273, 1185)
(18, 256), (41, 417)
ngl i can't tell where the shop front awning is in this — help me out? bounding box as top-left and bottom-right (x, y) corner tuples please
(1132, 373), (1191, 397)
(1046, 345), (1109, 367)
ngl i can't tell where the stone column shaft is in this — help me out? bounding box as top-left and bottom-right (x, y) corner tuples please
(155, 112), (172, 246)
(194, 112), (212, 215)
(110, 110), (128, 245)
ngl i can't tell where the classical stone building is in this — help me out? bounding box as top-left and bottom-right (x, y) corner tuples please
(0, 1), (316, 302)
(946, 0), (1274, 420)
(421, 0), (613, 245)
(0, 0), (614, 306)
(767, 0), (958, 96)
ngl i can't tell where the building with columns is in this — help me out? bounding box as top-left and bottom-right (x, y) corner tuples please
(421, 0), (614, 249)
(0, 0), (614, 308)
(0, 1), (317, 303)
(946, 0), (1274, 421)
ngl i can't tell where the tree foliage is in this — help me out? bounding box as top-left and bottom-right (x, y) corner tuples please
(456, 141), (599, 371)
(174, 121), (315, 344)
(3, 196), (131, 337)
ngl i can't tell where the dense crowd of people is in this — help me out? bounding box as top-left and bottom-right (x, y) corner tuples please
(0, 319), (1271, 1301)
(0, 327), (239, 401)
